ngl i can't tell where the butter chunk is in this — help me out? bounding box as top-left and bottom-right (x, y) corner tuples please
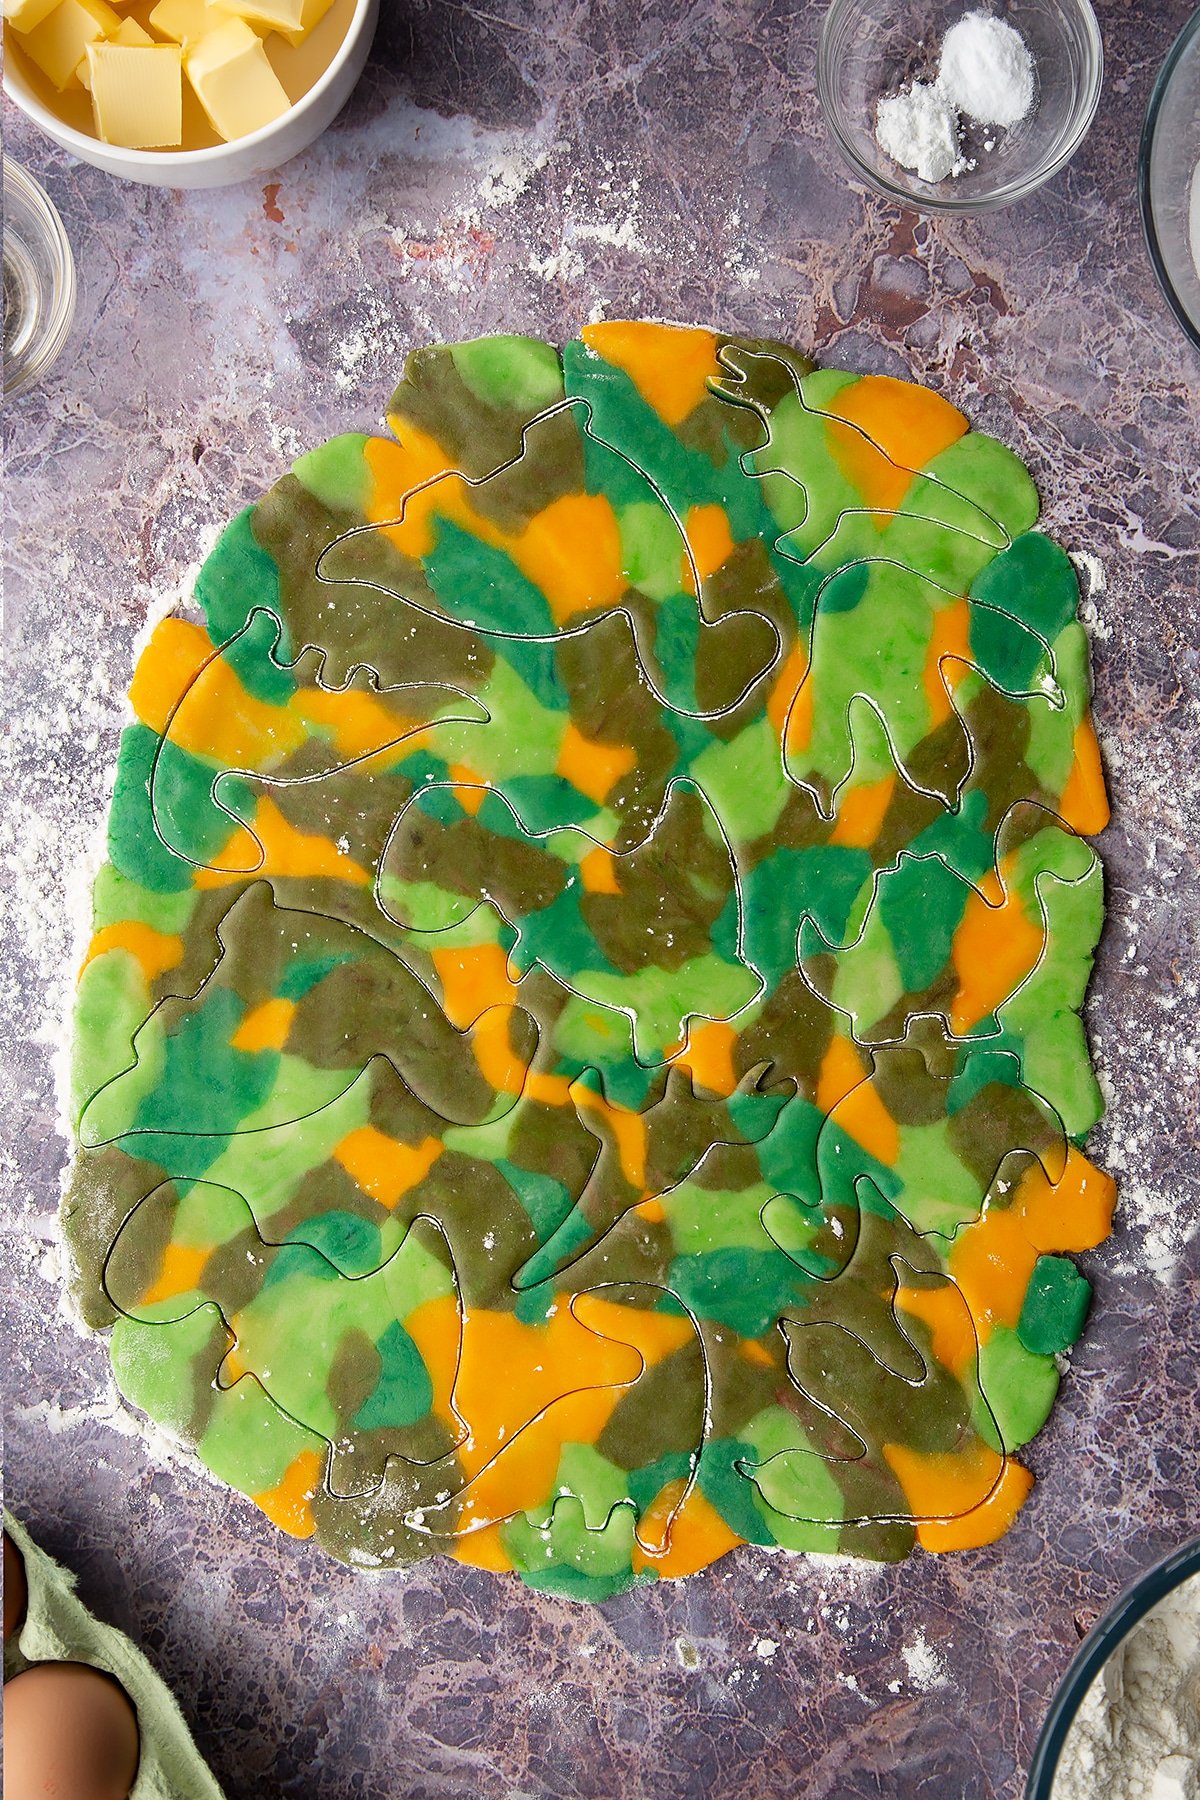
(255, 0), (334, 48)
(88, 41), (182, 144)
(219, 0), (303, 31)
(20, 0), (121, 90)
(2, 0), (64, 37)
(185, 17), (290, 141)
(78, 16), (153, 88)
(147, 0), (233, 50)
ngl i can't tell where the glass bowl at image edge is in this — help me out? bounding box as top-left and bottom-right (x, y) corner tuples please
(818, 0), (1104, 212)
(3, 161), (76, 398)
(1025, 1534), (1200, 1799)
(1139, 6), (1200, 350)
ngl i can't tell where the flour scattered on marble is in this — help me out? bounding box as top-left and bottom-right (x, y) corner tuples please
(1071, 550), (1113, 642)
(355, 97), (558, 304)
(527, 172), (651, 289)
(804, 1553), (888, 1598)
(899, 1628), (949, 1691)
(177, 196), (306, 402)
(1066, 546), (1200, 1286)
(723, 212), (764, 290)
(332, 290), (408, 393)
(14, 1385), (216, 1495)
(1091, 986), (1199, 1283)
(344, 91), (770, 306)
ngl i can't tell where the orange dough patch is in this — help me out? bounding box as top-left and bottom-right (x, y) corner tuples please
(128, 618), (216, 733)
(512, 492), (627, 625)
(294, 687), (418, 761)
(231, 998), (296, 1054)
(895, 1280), (980, 1376)
(950, 863), (1046, 1033)
(767, 640), (808, 742)
(194, 797), (371, 888)
(334, 1127), (443, 1210)
(141, 1243), (209, 1309)
(82, 922), (183, 983)
(816, 1035), (870, 1115)
(830, 774), (897, 849)
(580, 846), (621, 894)
(556, 720), (638, 806)
(254, 1448), (324, 1539)
(582, 321), (722, 427)
(684, 503), (736, 588)
(633, 1478), (743, 1577)
(922, 598), (973, 732)
(884, 1438), (1034, 1551)
(438, 1299), (694, 1528)
(824, 375), (969, 517)
(673, 1018), (740, 1099)
(1059, 716), (1111, 835)
(432, 943), (520, 1029)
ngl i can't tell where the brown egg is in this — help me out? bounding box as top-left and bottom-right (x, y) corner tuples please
(4, 1661), (140, 1800)
(4, 1532), (27, 1642)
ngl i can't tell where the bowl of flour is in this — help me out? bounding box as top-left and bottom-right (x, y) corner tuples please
(1027, 1535), (1200, 1800)
(819, 0), (1103, 211)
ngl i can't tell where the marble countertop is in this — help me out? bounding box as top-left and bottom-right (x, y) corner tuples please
(3, 3), (1199, 1795)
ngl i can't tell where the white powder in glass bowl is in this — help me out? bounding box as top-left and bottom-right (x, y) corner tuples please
(875, 80), (964, 182)
(872, 7), (1035, 185)
(939, 12), (1035, 128)
(1052, 1572), (1200, 1800)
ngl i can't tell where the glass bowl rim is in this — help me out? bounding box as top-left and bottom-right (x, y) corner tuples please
(3, 159), (77, 400)
(1024, 1532), (1200, 1799)
(817, 0), (1105, 214)
(1138, 4), (1200, 353)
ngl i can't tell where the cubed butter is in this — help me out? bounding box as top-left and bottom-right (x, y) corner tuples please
(185, 16), (290, 141)
(78, 15), (153, 89)
(20, 0), (120, 90)
(2, 0), (64, 37)
(88, 40), (182, 143)
(218, 0), (303, 31)
(147, 0), (232, 49)
(258, 0), (334, 48)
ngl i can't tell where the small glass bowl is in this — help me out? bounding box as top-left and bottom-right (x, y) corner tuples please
(819, 0), (1104, 213)
(1025, 1534), (1200, 1798)
(3, 161), (76, 400)
(1139, 6), (1200, 351)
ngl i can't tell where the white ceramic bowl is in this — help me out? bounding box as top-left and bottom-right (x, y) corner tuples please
(1, 0), (378, 189)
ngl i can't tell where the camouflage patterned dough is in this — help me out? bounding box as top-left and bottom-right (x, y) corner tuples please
(64, 323), (1114, 1599)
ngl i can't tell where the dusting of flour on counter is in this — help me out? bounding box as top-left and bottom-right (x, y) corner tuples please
(900, 1628), (949, 1692)
(1053, 1572), (1200, 1800)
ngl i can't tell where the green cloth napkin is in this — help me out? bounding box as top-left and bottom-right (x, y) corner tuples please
(4, 1511), (225, 1800)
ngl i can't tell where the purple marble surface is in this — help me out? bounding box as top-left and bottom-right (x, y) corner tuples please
(3, 3), (1199, 1795)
